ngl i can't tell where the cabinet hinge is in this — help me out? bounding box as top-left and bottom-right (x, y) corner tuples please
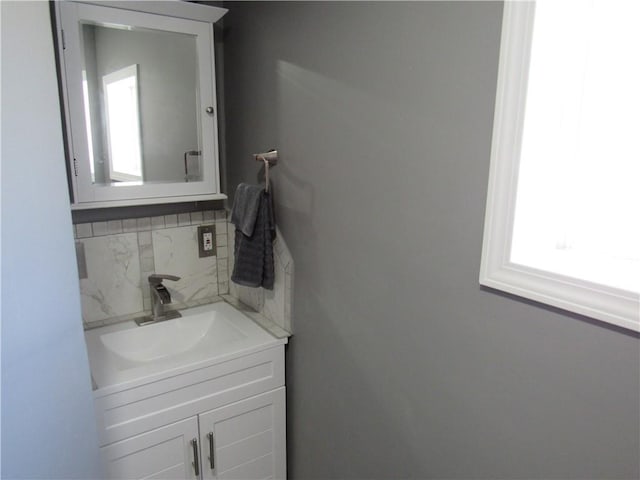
(61, 29), (66, 50)
(73, 158), (78, 177)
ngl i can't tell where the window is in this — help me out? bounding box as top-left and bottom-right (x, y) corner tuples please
(102, 64), (143, 183)
(480, 1), (639, 331)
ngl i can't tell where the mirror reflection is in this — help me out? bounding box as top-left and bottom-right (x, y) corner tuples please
(81, 23), (202, 185)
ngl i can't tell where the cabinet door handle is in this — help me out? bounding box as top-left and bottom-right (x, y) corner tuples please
(207, 432), (215, 470)
(191, 438), (200, 477)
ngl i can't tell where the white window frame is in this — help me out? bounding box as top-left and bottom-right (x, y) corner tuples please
(479, 1), (639, 332)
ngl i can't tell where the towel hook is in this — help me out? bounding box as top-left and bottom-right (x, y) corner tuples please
(253, 149), (278, 192)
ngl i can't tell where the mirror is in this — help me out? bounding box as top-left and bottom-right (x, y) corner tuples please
(81, 24), (202, 185)
(56, 1), (227, 208)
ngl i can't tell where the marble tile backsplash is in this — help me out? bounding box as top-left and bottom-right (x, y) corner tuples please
(153, 226), (218, 304)
(75, 208), (293, 336)
(79, 233), (142, 322)
(228, 224), (294, 335)
(75, 209), (229, 326)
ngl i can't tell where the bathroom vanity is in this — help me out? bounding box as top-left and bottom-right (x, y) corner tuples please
(56, 3), (291, 477)
(86, 302), (287, 479)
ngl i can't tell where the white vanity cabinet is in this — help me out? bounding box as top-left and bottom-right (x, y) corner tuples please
(102, 417), (199, 479)
(94, 345), (287, 479)
(198, 388), (286, 480)
(102, 389), (285, 480)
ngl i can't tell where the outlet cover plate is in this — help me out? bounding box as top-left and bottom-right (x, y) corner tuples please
(197, 224), (216, 257)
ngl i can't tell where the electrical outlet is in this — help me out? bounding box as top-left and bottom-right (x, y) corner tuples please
(203, 232), (213, 251)
(197, 224), (216, 257)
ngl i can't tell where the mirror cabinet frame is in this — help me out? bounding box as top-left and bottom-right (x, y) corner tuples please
(55, 1), (227, 209)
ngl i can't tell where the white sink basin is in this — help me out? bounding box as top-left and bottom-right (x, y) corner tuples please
(100, 313), (246, 363)
(85, 301), (281, 393)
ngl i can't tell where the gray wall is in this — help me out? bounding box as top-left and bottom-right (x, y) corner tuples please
(223, 2), (640, 478)
(1, 2), (104, 478)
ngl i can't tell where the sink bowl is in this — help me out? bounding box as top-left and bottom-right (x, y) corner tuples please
(100, 313), (246, 363)
(85, 301), (281, 392)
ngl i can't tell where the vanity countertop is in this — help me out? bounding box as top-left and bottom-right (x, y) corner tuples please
(85, 301), (287, 397)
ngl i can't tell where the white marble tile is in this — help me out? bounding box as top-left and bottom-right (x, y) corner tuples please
(177, 213), (191, 226)
(107, 220), (123, 234)
(140, 257), (155, 273)
(164, 214), (178, 228)
(80, 233), (143, 322)
(92, 221), (108, 236)
(227, 223), (234, 251)
(263, 250), (286, 330)
(122, 218), (137, 233)
(221, 295), (289, 339)
(284, 262), (294, 332)
(228, 226), (237, 295)
(137, 217), (151, 231)
(152, 226), (218, 304)
(227, 221), (294, 331)
(151, 216), (165, 230)
(227, 226), (264, 312)
(76, 223), (92, 239)
(263, 230), (293, 333)
(215, 221), (227, 233)
(236, 284), (265, 312)
(138, 230), (152, 246)
(190, 211), (203, 225)
(217, 259), (229, 278)
(139, 243), (154, 261)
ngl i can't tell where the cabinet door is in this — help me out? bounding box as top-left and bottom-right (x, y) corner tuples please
(102, 416), (201, 480)
(199, 388), (286, 480)
(57, 1), (224, 208)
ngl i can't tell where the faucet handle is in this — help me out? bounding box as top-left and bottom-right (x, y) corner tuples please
(148, 273), (181, 285)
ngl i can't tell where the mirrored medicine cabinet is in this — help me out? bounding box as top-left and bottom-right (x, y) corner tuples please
(55, 1), (227, 209)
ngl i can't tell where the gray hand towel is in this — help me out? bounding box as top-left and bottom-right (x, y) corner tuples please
(231, 186), (276, 290)
(230, 183), (264, 237)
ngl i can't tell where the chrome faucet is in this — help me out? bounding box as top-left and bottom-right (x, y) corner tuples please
(135, 274), (182, 326)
